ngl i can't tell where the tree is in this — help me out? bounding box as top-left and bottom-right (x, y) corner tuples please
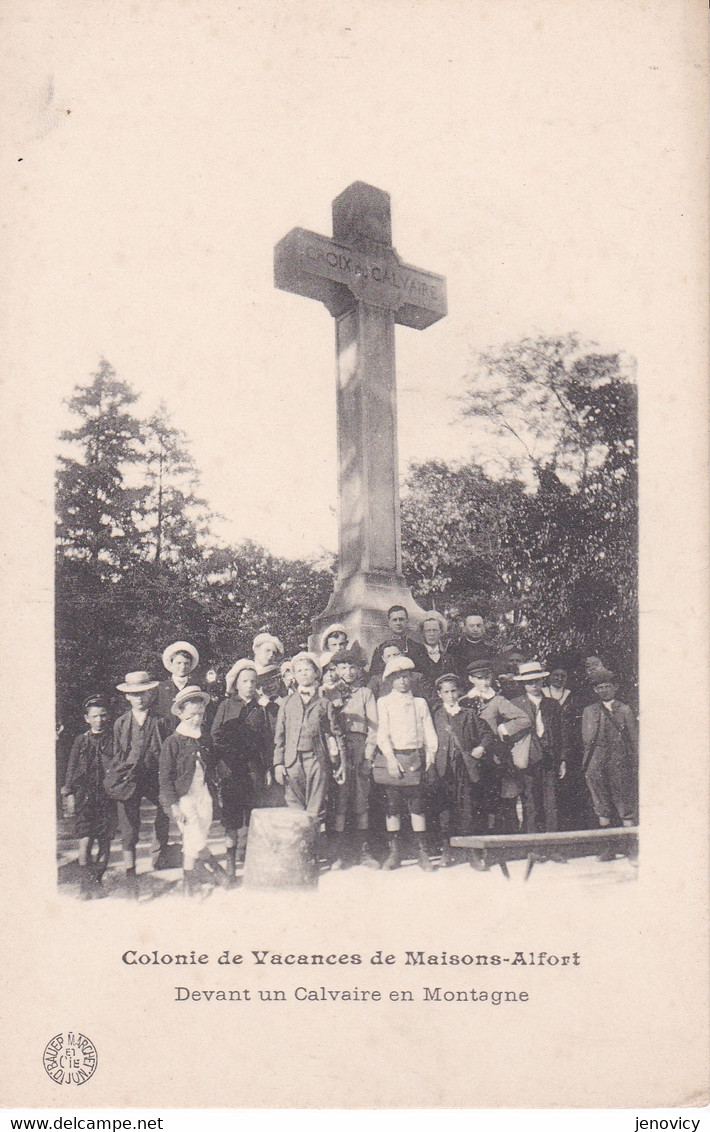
(138, 402), (216, 573)
(400, 461), (526, 614)
(56, 359), (146, 575)
(400, 334), (638, 685)
(203, 540), (335, 665)
(460, 333), (637, 489)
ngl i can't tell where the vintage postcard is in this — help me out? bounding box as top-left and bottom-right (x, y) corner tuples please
(0, 0), (707, 1113)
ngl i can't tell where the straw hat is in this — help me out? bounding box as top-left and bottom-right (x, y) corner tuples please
(252, 633), (284, 656)
(116, 671), (159, 693)
(382, 655), (416, 681)
(513, 661), (550, 681)
(162, 640), (199, 673)
(225, 658), (258, 694)
(291, 651), (322, 675)
(171, 685), (211, 716)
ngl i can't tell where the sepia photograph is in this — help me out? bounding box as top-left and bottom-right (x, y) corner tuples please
(1, 0), (707, 1113)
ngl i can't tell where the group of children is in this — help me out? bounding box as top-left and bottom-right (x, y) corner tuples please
(60, 610), (638, 898)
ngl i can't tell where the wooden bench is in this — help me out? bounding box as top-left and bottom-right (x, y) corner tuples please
(450, 827), (639, 880)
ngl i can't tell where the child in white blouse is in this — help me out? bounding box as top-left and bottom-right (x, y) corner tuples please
(374, 656), (438, 871)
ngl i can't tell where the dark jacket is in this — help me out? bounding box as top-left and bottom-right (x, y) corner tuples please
(211, 695), (274, 782)
(449, 638), (500, 681)
(273, 690), (346, 769)
(106, 710), (171, 801)
(511, 694), (568, 771)
(155, 678), (202, 728)
(582, 700), (637, 769)
(64, 730), (113, 797)
(432, 705), (492, 783)
(159, 730), (218, 813)
(368, 636), (430, 678)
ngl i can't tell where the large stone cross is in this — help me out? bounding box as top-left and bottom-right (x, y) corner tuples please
(274, 181), (447, 657)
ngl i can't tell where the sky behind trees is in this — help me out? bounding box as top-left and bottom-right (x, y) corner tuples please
(6, 2), (694, 557)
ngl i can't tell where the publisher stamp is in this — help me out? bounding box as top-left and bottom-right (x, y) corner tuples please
(43, 1032), (98, 1085)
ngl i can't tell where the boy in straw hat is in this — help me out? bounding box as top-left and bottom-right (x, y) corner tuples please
(326, 649), (380, 869)
(156, 641), (201, 726)
(159, 686), (228, 895)
(61, 695), (115, 899)
(273, 652), (346, 835)
(511, 660), (568, 839)
(374, 655), (438, 871)
(107, 671), (172, 893)
(212, 659), (275, 876)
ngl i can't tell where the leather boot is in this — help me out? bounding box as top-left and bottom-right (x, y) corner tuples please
(328, 832), (346, 870)
(225, 846), (237, 878)
(78, 864), (93, 900)
(183, 869), (200, 897)
(355, 831), (380, 869)
(382, 834), (401, 871)
(416, 835), (434, 871)
(202, 854), (234, 889)
(124, 867), (139, 900)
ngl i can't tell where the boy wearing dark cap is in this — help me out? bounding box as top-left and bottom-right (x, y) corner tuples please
(431, 673), (492, 865)
(582, 669), (638, 848)
(327, 650), (380, 869)
(463, 660), (531, 834)
(61, 695), (116, 898)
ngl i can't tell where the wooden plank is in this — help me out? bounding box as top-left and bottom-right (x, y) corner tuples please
(450, 828), (638, 850)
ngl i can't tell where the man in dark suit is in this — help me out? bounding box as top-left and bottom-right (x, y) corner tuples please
(510, 660), (568, 838)
(449, 610), (501, 681)
(368, 605), (429, 678)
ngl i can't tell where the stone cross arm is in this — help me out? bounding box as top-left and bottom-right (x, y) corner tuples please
(274, 227), (447, 330)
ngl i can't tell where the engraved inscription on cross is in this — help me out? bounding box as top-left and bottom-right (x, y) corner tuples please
(274, 181), (447, 652)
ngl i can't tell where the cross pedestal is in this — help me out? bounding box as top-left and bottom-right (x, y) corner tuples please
(274, 182), (447, 659)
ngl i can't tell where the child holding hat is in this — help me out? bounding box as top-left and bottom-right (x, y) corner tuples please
(62, 695), (116, 898)
(374, 655), (438, 871)
(156, 641), (200, 725)
(159, 686), (228, 895)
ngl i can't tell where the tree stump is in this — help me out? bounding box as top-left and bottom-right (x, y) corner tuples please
(243, 808), (319, 889)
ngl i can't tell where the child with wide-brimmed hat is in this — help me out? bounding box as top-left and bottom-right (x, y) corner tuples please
(159, 686), (229, 895)
(212, 658), (276, 876)
(374, 655), (438, 871)
(106, 671), (172, 895)
(156, 641), (201, 726)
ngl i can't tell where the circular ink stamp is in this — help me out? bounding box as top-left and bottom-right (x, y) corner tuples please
(43, 1032), (98, 1085)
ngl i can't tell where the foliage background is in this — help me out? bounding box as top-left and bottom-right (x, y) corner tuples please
(56, 337), (637, 730)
